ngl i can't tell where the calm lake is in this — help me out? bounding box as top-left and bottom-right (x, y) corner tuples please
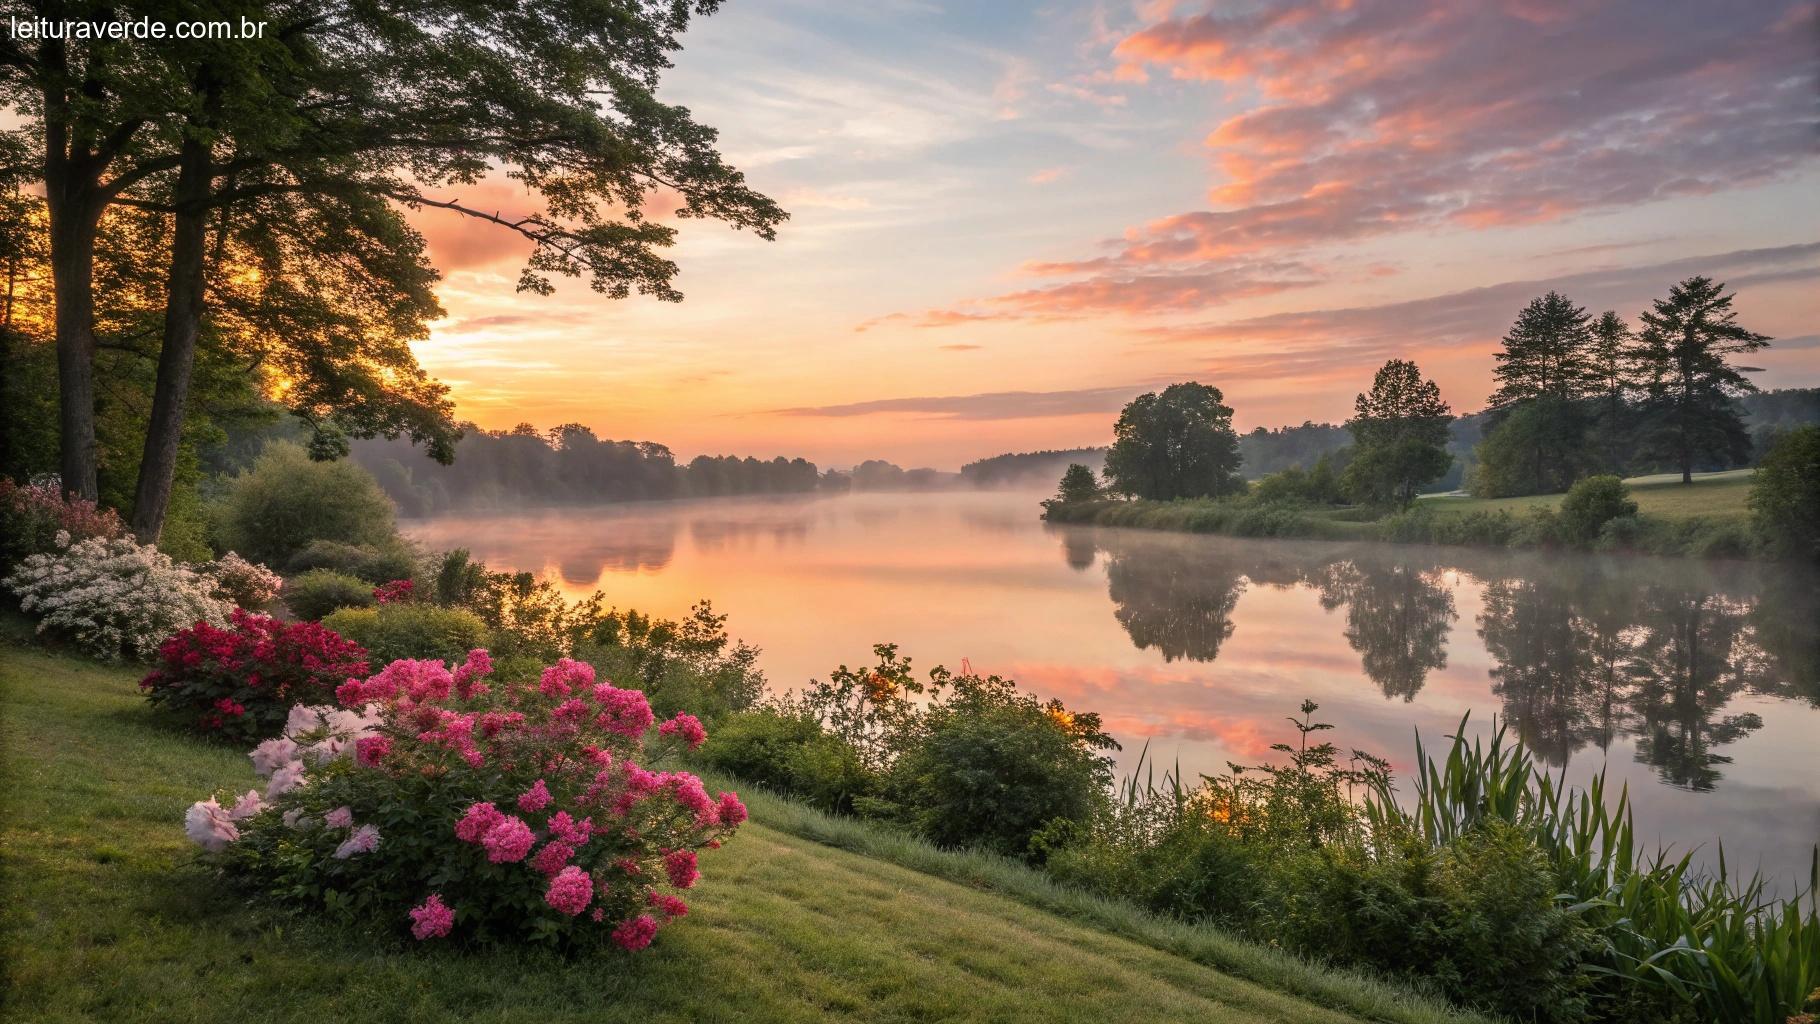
(406, 489), (1820, 884)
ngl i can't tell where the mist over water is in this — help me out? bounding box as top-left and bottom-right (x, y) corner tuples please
(406, 489), (1820, 885)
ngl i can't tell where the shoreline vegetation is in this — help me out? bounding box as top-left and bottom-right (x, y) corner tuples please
(0, 637), (1483, 1024)
(1043, 469), (1769, 561)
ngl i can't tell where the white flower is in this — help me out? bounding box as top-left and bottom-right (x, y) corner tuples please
(2, 534), (230, 660)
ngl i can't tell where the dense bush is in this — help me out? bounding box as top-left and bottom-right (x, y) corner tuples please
(214, 443), (399, 568)
(284, 538), (418, 584)
(285, 569), (377, 621)
(696, 707), (871, 813)
(321, 603), (490, 665)
(880, 682), (1115, 857)
(1045, 703), (1820, 1024)
(1559, 475), (1637, 543)
(3, 533), (230, 660)
(204, 552), (283, 608)
(140, 611), (369, 743)
(1751, 425), (1820, 563)
(186, 653), (746, 948)
(0, 477), (126, 572)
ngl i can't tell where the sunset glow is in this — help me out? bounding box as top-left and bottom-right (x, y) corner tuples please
(407, 0), (1819, 468)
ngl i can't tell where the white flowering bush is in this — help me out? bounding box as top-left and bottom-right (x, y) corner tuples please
(205, 551), (284, 608)
(4, 533), (231, 661)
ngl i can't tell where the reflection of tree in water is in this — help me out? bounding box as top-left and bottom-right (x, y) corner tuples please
(1317, 561), (1456, 702)
(1624, 589), (1761, 792)
(1060, 531), (1097, 572)
(1103, 544), (1246, 663)
(558, 519), (678, 579)
(1743, 570), (1820, 706)
(1477, 572), (1634, 765)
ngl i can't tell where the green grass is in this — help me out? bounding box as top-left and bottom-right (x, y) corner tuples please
(0, 641), (1486, 1024)
(1417, 468), (1755, 520)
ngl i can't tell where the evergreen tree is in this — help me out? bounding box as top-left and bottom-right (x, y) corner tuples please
(1342, 359), (1453, 508)
(1632, 277), (1770, 484)
(1588, 310), (1636, 472)
(1480, 291), (1596, 495)
(1054, 463), (1102, 504)
(1103, 383), (1244, 501)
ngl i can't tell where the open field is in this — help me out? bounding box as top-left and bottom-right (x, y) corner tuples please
(0, 641), (1481, 1024)
(1418, 469), (1755, 520)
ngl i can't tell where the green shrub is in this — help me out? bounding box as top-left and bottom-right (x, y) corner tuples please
(695, 707), (871, 814)
(584, 602), (764, 722)
(1595, 513), (1646, 551)
(285, 539), (417, 584)
(1751, 425), (1820, 563)
(1559, 475), (1637, 544)
(320, 604), (491, 666)
(285, 569), (376, 621)
(880, 680), (1115, 858)
(214, 442), (399, 567)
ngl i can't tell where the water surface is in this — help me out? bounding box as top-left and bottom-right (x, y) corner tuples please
(407, 490), (1820, 884)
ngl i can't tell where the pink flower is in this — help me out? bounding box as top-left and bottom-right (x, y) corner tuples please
(590, 684), (654, 738)
(249, 736), (298, 777)
(539, 657), (594, 696)
(335, 678), (365, 706)
(227, 789), (264, 821)
(530, 840), (575, 876)
(333, 823), (380, 859)
(663, 848), (700, 889)
(184, 798), (239, 852)
(552, 698), (589, 725)
(517, 778), (553, 813)
(715, 791), (748, 826)
(324, 805), (354, 828)
(544, 865), (594, 916)
(481, 815), (535, 863)
(409, 894), (454, 940)
(547, 811), (594, 846)
(455, 801), (505, 843)
(354, 734), (391, 767)
(612, 914), (659, 951)
(648, 892), (688, 919)
(659, 713), (708, 750)
(265, 760), (308, 800)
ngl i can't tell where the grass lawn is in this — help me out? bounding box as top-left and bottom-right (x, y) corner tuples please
(1417, 468), (1755, 520)
(0, 641), (1480, 1024)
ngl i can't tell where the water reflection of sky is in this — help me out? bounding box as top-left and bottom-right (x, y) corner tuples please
(406, 490), (1820, 885)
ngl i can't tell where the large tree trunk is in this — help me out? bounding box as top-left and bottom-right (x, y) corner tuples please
(130, 137), (213, 543)
(46, 182), (102, 502)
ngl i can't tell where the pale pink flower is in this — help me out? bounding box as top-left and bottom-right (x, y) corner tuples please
(184, 798), (238, 852)
(324, 806), (354, 829)
(265, 759), (308, 799)
(249, 736), (299, 777)
(333, 823), (380, 859)
(227, 789), (264, 821)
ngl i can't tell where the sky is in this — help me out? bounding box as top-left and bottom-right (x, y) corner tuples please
(407, 0), (1820, 470)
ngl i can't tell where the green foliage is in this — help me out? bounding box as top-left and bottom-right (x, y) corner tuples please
(283, 569), (376, 622)
(584, 602), (764, 722)
(1490, 291), (1596, 409)
(1104, 383), (1245, 501)
(880, 676), (1118, 858)
(1056, 463), (1102, 503)
(1633, 277), (1771, 482)
(1344, 359), (1454, 508)
(1750, 426), (1820, 563)
(283, 539), (417, 585)
(1471, 399), (1597, 497)
(319, 604), (490, 666)
(214, 443), (398, 568)
(1559, 476), (1638, 543)
(695, 707), (872, 814)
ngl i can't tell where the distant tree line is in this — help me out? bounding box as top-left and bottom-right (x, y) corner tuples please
(1052, 276), (1813, 514)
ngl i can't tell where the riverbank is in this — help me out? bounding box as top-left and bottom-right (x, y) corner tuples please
(0, 637), (1482, 1024)
(1043, 469), (1762, 560)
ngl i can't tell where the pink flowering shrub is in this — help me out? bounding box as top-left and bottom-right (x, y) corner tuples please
(0, 477), (126, 572)
(372, 578), (414, 605)
(140, 610), (370, 743)
(185, 650), (745, 949)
